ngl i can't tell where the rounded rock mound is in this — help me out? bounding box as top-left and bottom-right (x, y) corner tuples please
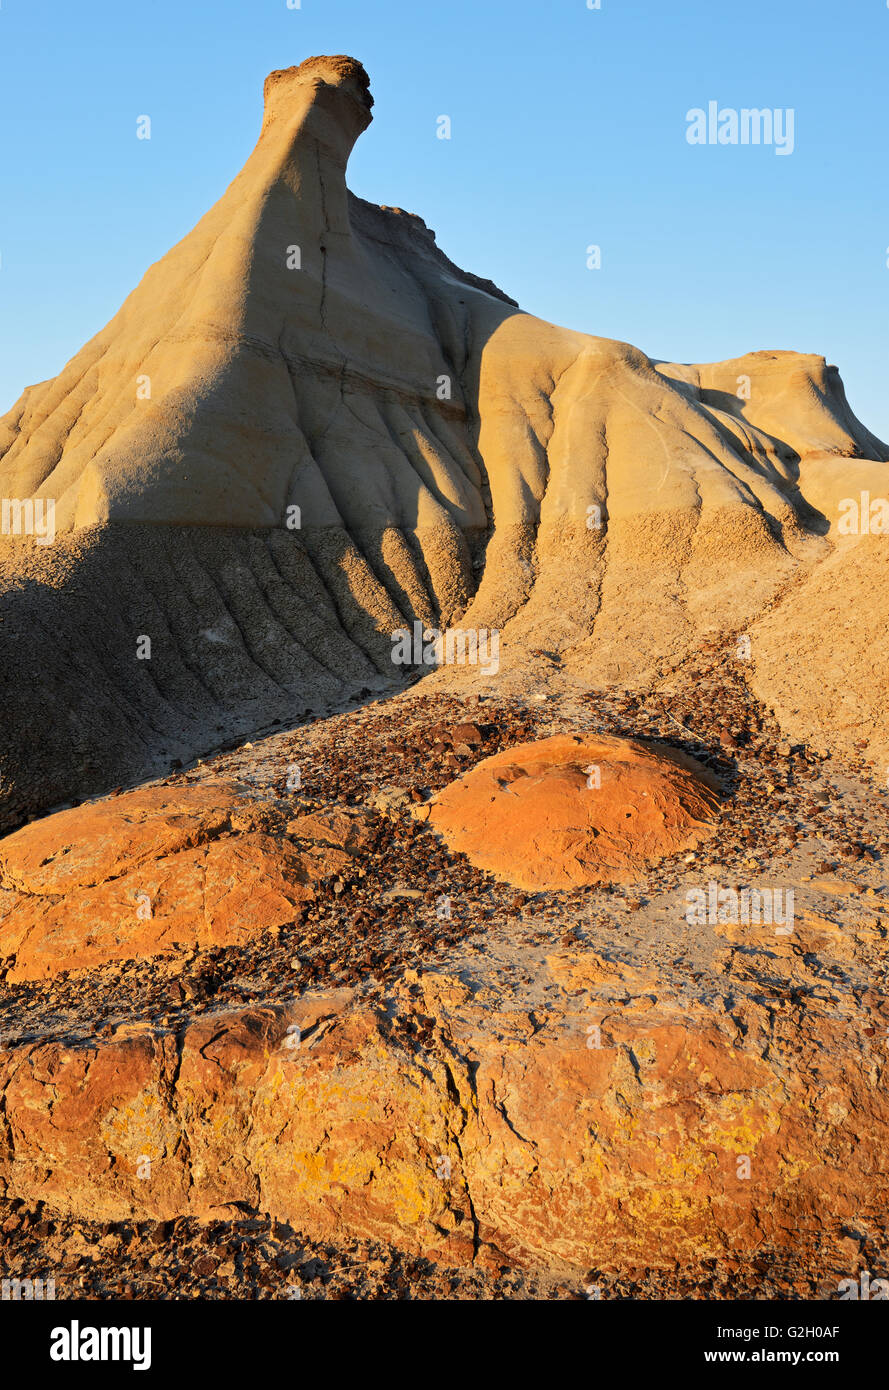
(0, 783), (374, 981)
(426, 734), (721, 890)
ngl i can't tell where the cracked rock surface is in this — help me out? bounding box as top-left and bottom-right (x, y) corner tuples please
(1, 664), (887, 1295)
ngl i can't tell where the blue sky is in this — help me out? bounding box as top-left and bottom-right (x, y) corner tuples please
(1, 0), (887, 441)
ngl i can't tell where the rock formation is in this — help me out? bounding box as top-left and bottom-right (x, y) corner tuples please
(0, 783), (373, 981)
(1, 55), (887, 829)
(1, 56), (888, 1296)
(425, 734), (720, 889)
(2, 930), (887, 1274)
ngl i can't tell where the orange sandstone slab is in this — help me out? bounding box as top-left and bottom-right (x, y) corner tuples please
(0, 784), (369, 981)
(0, 783), (237, 896)
(426, 734), (721, 890)
(2, 976), (885, 1272)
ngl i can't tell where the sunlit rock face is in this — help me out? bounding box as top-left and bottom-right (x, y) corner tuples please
(425, 733), (721, 890)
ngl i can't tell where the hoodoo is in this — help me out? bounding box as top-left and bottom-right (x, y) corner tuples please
(0, 55), (887, 829)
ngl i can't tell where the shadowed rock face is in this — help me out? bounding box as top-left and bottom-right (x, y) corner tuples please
(1, 54), (887, 827)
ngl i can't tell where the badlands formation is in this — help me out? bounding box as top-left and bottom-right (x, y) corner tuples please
(2, 55), (888, 829)
(1, 56), (888, 1298)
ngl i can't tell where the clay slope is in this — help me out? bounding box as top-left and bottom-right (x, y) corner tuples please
(1, 54), (887, 826)
(749, 533), (889, 772)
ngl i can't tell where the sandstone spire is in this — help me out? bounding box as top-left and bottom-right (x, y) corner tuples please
(1, 58), (887, 827)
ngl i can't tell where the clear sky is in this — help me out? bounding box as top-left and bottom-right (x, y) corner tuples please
(1, 0), (887, 441)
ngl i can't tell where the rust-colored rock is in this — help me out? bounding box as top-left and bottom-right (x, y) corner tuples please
(425, 734), (721, 890)
(1, 962), (886, 1274)
(0, 785), (370, 981)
